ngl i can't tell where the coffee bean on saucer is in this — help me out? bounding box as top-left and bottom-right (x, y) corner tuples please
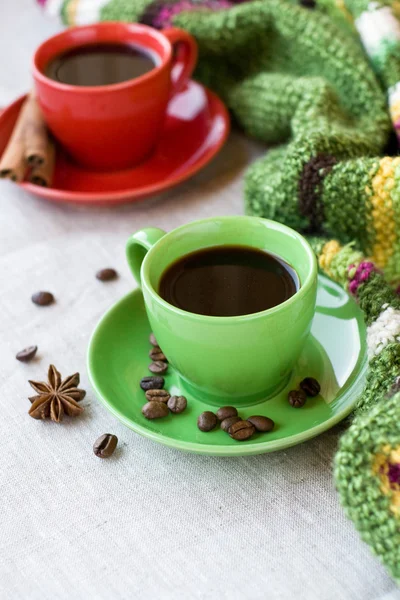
(300, 377), (321, 397)
(142, 401), (169, 419)
(149, 347), (167, 361)
(16, 345), (38, 362)
(145, 389), (170, 403)
(168, 395), (187, 414)
(197, 411), (218, 432)
(229, 420), (255, 441)
(93, 433), (118, 458)
(149, 333), (158, 347)
(31, 291), (54, 306)
(216, 406), (238, 421)
(247, 415), (275, 432)
(140, 376), (164, 391)
(220, 416), (241, 432)
(288, 389), (307, 408)
(149, 361), (168, 375)
(96, 268), (118, 281)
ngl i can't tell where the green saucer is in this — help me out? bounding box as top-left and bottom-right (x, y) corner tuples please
(87, 275), (367, 456)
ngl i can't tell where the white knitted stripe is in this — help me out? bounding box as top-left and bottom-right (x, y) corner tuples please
(389, 81), (400, 108)
(356, 3), (400, 59)
(75, 0), (111, 24)
(44, 0), (64, 17)
(367, 304), (400, 358)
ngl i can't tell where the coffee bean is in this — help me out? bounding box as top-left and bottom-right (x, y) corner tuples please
(145, 389), (170, 403)
(197, 411), (217, 432)
(149, 361), (168, 374)
(140, 376), (164, 391)
(93, 433), (118, 458)
(149, 333), (158, 347)
(247, 415), (274, 432)
(300, 377), (321, 397)
(220, 416), (241, 432)
(149, 347), (167, 361)
(31, 291), (54, 306)
(288, 389), (307, 408)
(216, 406), (238, 421)
(142, 401), (169, 419)
(96, 268), (118, 281)
(229, 420), (255, 441)
(168, 395), (187, 414)
(16, 345), (38, 362)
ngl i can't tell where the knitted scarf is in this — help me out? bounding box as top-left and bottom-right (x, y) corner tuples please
(41, 0), (400, 581)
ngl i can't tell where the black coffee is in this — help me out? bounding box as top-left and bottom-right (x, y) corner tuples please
(45, 43), (157, 86)
(159, 246), (299, 317)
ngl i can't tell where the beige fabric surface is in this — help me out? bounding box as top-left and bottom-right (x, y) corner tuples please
(1, 2), (400, 598)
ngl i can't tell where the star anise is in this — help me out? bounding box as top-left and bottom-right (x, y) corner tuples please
(28, 364), (86, 423)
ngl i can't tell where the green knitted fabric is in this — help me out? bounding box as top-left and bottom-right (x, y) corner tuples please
(316, 239), (400, 583)
(174, 1), (400, 282)
(55, 0), (400, 582)
(334, 390), (400, 580)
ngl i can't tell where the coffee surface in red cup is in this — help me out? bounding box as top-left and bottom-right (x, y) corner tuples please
(45, 42), (158, 87)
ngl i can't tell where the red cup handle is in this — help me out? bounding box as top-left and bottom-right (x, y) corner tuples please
(162, 28), (198, 98)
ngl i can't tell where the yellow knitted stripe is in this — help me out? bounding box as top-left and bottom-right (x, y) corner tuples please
(318, 240), (341, 276)
(372, 445), (400, 516)
(368, 157), (399, 269)
(334, 0), (354, 24)
(393, 0), (400, 20)
(66, 0), (80, 26)
(390, 99), (400, 125)
(385, 161), (400, 283)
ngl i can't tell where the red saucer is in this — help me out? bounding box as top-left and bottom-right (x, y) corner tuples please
(0, 81), (229, 205)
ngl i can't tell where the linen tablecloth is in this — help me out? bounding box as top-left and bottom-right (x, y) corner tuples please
(1, 2), (400, 598)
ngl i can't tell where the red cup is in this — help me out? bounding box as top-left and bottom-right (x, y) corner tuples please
(32, 22), (198, 170)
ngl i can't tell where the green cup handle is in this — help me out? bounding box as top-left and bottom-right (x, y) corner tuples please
(126, 228), (166, 286)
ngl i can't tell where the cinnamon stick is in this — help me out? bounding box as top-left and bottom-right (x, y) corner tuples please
(0, 104), (27, 182)
(28, 138), (55, 187)
(0, 91), (52, 183)
(23, 93), (48, 167)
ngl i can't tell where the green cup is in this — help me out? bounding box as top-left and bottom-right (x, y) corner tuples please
(126, 216), (317, 406)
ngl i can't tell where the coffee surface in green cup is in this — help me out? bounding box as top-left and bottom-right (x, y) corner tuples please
(159, 245), (299, 317)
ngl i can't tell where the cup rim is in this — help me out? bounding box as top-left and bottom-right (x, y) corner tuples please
(141, 216), (318, 322)
(32, 21), (171, 94)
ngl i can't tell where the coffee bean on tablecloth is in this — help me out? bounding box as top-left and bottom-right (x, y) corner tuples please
(142, 401), (169, 419)
(149, 333), (158, 347)
(145, 389), (170, 403)
(16, 345), (38, 362)
(149, 347), (167, 361)
(216, 406), (238, 421)
(300, 377), (321, 397)
(149, 361), (168, 374)
(167, 395), (187, 414)
(229, 420), (255, 441)
(96, 268), (118, 281)
(220, 416), (241, 432)
(197, 411), (218, 432)
(288, 389), (307, 408)
(247, 415), (275, 432)
(31, 291), (54, 306)
(93, 434), (118, 458)
(140, 376), (165, 391)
